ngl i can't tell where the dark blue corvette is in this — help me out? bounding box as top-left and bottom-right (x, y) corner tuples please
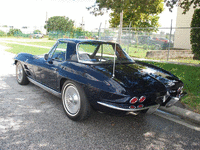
(14, 39), (185, 121)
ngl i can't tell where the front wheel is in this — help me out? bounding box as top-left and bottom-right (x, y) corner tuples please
(16, 62), (29, 85)
(62, 81), (91, 121)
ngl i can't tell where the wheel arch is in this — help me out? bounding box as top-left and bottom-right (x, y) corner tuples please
(60, 78), (68, 92)
(14, 60), (18, 65)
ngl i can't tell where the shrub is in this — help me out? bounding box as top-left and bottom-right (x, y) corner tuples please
(143, 44), (148, 50)
(191, 9), (200, 59)
(33, 29), (41, 34)
(0, 30), (6, 36)
(7, 29), (22, 36)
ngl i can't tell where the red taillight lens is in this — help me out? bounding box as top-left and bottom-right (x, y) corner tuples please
(139, 96), (146, 103)
(130, 97), (138, 104)
(137, 104), (143, 108)
(129, 105), (136, 109)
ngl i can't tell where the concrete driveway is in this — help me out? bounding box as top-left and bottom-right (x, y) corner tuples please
(0, 45), (200, 150)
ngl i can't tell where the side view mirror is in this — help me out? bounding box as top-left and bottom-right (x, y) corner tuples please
(44, 54), (49, 60)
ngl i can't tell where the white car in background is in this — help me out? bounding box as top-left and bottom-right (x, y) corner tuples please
(33, 33), (43, 38)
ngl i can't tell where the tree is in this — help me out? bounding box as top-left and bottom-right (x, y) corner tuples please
(165, 0), (200, 14)
(87, 0), (163, 29)
(33, 30), (41, 34)
(44, 16), (74, 32)
(0, 30), (6, 36)
(190, 9), (200, 59)
(7, 29), (22, 36)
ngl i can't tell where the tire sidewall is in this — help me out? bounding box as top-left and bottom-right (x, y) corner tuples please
(61, 80), (90, 121)
(16, 62), (29, 85)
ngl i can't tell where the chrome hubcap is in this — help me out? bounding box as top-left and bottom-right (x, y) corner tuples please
(63, 84), (80, 116)
(17, 64), (23, 82)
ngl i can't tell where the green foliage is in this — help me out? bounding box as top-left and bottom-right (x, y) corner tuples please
(44, 16), (74, 32)
(7, 29), (22, 36)
(0, 30), (6, 36)
(165, 0), (200, 14)
(143, 44), (148, 50)
(149, 45), (155, 50)
(87, 0), (163, 30)
(190, 9), (200, 59)
(33, 30), (41, 34)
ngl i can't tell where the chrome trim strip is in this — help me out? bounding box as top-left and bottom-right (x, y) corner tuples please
(97, 101), (160, 112)
(28, 77), (61, 98)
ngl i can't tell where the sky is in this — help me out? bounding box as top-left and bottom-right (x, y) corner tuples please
(0, 0), (177, 32)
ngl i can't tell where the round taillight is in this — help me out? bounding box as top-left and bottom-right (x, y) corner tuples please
(130, 97), (138, 104)
(139, 96), (146, 103)
(129, 105), (136, 109)
(137, 104), (143, 108)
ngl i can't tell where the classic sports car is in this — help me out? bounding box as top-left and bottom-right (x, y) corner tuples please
(14, 39), (185, 121)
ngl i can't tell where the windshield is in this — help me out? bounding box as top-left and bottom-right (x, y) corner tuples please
(77, 42), (134, 64)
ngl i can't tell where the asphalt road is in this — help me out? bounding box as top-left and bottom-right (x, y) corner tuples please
(0, 46), (200, 150)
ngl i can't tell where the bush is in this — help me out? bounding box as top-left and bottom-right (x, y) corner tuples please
(7, 29), (22, 36)
(143, 44), (148, 50)
(0, 30), (6, 36)
(149, 45), (155, 50)
(33, 30), (41, 34)
(191, 9), (200, 59)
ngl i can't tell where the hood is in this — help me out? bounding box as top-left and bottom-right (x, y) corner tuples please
(92, 62), (177, 94)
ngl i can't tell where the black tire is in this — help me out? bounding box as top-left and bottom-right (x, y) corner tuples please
(62, 80), (91, 121)
(16, 62), (29, 85)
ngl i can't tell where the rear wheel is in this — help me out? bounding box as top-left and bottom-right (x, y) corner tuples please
(62, 80), (91, 121)
(16, 62), (29, 85)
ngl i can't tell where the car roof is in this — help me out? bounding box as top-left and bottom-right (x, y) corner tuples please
(58, 38), (116, 44)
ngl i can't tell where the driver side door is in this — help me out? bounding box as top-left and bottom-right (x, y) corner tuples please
(36, 42), (68, 91)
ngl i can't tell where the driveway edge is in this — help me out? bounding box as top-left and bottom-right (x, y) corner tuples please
(159, 106), (200, 125)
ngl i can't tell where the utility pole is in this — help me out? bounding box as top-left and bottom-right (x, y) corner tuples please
(167, 19), (173, 61)
(127, 21), (132, 54)
(118, 10), (123, 45)
(80, 17), (85, 30)
(45, 12), (48, 35)
(98, 22), (102, 40)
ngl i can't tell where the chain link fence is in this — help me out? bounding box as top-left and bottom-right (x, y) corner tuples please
(47, 27), (199, 60)
(4, 26), (198, 60)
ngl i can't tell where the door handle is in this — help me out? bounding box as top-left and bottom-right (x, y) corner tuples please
(51, 67), (58, 71)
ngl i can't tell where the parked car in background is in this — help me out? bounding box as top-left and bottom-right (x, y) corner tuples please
(138, 36), (170, 50)
(117, 35), (136, 45)
(14, 39), (185, 121)
(78, 36), (88, 39)
(100, 36), (114, 42)
(152, 37), (169, 43)
(32, 33), (43, 38)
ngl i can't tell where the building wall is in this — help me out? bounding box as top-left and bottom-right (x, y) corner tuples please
(174, 6), (195, 49)
(0, 26), (46, 34)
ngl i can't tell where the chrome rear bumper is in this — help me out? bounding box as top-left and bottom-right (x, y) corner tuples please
(97, 101), (160, 113)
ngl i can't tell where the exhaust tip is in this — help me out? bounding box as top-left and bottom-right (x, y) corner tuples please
(126, 112), (139, 116)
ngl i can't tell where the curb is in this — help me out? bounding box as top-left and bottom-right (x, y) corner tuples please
(159, 106), (200, 125)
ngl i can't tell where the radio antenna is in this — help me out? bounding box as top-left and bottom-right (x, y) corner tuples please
(112, 43), (116, 78)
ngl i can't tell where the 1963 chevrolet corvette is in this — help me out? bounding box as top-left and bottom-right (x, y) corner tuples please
(14, 39), (185, 121)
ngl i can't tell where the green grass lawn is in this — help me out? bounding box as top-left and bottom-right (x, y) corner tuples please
(19, 41), (55, 47)
(0, 42), (50, 55)
(145, 61), (200, 113)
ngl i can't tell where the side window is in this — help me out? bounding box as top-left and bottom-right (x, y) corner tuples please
(51, 42), (67, 61)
